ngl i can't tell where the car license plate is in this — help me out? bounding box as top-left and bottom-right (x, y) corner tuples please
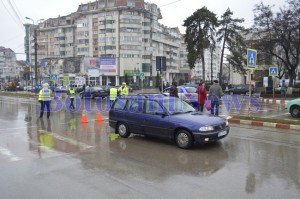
(218, 131), (227, 137)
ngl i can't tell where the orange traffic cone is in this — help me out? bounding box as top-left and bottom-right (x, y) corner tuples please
(95, 111), (104, 121)
(80, 111), (88, 123)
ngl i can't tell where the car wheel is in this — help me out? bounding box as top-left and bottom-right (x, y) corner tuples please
(117, 123), (130, 138)
(175, 130), (193, 149)
(290, 105), (300, 118)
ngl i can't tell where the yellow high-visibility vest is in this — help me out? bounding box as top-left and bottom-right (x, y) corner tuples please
(118, 86), (128, 96)
(110, 87), (118, 101)
(39, 88), (51, 101)
(69, 89), (75, 99)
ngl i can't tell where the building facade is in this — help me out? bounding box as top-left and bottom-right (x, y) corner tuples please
(24, 0), (189, 86)
(0, 46), (19, 83)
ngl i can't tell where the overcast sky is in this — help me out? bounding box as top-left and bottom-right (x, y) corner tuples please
(0, 0), (286, 60)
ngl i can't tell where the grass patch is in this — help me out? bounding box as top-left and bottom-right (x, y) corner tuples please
(232, 115), (300, 125)
(0, 92), (36, 98)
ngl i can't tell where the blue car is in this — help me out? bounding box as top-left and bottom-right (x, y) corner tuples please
(109, 94), (229, 149)
(163, 86), (199, 108)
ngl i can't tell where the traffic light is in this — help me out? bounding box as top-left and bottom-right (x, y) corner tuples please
(156, 56), (166, 72)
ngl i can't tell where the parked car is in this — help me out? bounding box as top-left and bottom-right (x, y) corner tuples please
(109, 94), (229, 149)
(181, 83), (199, 89)
(226, 85), (253, 95)
(54, 86), (68, 93)
(79, 86), (108, 99)
(24, 85), (32, 91)
(163, 86), (198, 108)
(129, 83), (140, 90)
(285, 98), (300, 118)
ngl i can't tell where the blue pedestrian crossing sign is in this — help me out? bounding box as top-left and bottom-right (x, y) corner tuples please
(247, 49), (257, 70)
(50, 74), (57, 80)
(269, 66), (278, 76)
(140, 72), (144, 79)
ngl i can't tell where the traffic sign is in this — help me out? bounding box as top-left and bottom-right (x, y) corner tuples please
(247, 49), (257, 70)
(269, 66), (278, 76)
(50, 74), (57, 80)
(140, 72), (144, 79)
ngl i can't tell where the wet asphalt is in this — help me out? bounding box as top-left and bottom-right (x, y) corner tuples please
(0, 93), (299, 199)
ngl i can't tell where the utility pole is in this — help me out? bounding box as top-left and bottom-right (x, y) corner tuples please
(34, 28), (38, 85)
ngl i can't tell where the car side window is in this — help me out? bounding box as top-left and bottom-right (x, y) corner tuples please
(113, 98), (127, 110)
(145, 100), (164, 114)
(128, 99), (144, 113)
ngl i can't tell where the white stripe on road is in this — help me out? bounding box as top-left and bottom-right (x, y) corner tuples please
(0, 146), (22, 162)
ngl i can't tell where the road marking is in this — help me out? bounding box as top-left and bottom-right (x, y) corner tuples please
(0, 146), (22, 162)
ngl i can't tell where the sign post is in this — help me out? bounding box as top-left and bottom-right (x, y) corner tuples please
(156, 56), (166, 92)
(247, 49), (257, 115)
(269, 66), (278, 98)
(140, 72), (144, 90)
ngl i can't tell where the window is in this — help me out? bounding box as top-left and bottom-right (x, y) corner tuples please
(128, 99), (144, 113)
(113, 99), (127, 110)
(143, 30), (151, 34)
(145, 100), (164, 114)
(143, 22), (150, 26)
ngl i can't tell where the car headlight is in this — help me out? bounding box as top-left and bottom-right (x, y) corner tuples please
(199, 126), (214, 131)
(226, 120), (229, 126)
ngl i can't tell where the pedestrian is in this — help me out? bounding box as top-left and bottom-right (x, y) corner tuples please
(208, 80), (223, 116)
(197, 81), (207, 112)
(169, 82), (179, 98)
(118, 82), (129, 96)
(68, 85), (76, 111)
(166, 82), (170, 88)
(39, 83), (52, 118)
(109, 85), (118, 106)
(280, 81), (287, 98)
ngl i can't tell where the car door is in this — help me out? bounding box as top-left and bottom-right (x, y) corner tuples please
(125, 98), (145, 134)
(142, 99), (172, 138)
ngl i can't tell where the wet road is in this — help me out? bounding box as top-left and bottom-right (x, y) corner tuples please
(0, 96), (299, 199)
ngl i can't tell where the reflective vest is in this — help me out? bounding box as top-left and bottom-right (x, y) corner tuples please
(39, 88), (51, 101)
(118, 86), (128, 96)
(110, 87), (118, 101)
(69, 88), (75, 99)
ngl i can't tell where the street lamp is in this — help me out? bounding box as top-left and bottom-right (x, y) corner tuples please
(25, 17), (44, 86)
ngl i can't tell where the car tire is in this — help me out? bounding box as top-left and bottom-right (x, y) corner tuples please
(117, 123), (130, 138)
(290, 105), (300, 118)
(175, 130), (193, 149)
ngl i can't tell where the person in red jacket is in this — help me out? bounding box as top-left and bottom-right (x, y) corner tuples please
(197, 81), (207, 112)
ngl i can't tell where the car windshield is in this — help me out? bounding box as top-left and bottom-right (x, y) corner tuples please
(161, 97), (195, 114)
(185, 87), (197, 93)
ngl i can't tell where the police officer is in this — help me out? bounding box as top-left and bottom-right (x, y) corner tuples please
(39, 83), (52, 118)
(118, 82), (129, 96)
(68, 85), (76, 110)
(109, 85), (118, 106)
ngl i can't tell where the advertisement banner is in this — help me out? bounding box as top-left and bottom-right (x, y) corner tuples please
(83, 57), (100, 73)
(100, 58), (117, 74)
(63, 58), (81, 73)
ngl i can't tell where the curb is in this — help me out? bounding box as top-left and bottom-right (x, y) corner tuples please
(259, 98), (288, 105)
(228, 118), (300, 130)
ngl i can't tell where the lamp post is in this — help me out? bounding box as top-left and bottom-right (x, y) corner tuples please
(25, 17), (44, 86)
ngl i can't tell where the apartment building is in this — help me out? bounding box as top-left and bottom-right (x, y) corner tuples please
(24, 0), (189, 86)
(0, 46), (18, 83)
(191, 46), (222, 83)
